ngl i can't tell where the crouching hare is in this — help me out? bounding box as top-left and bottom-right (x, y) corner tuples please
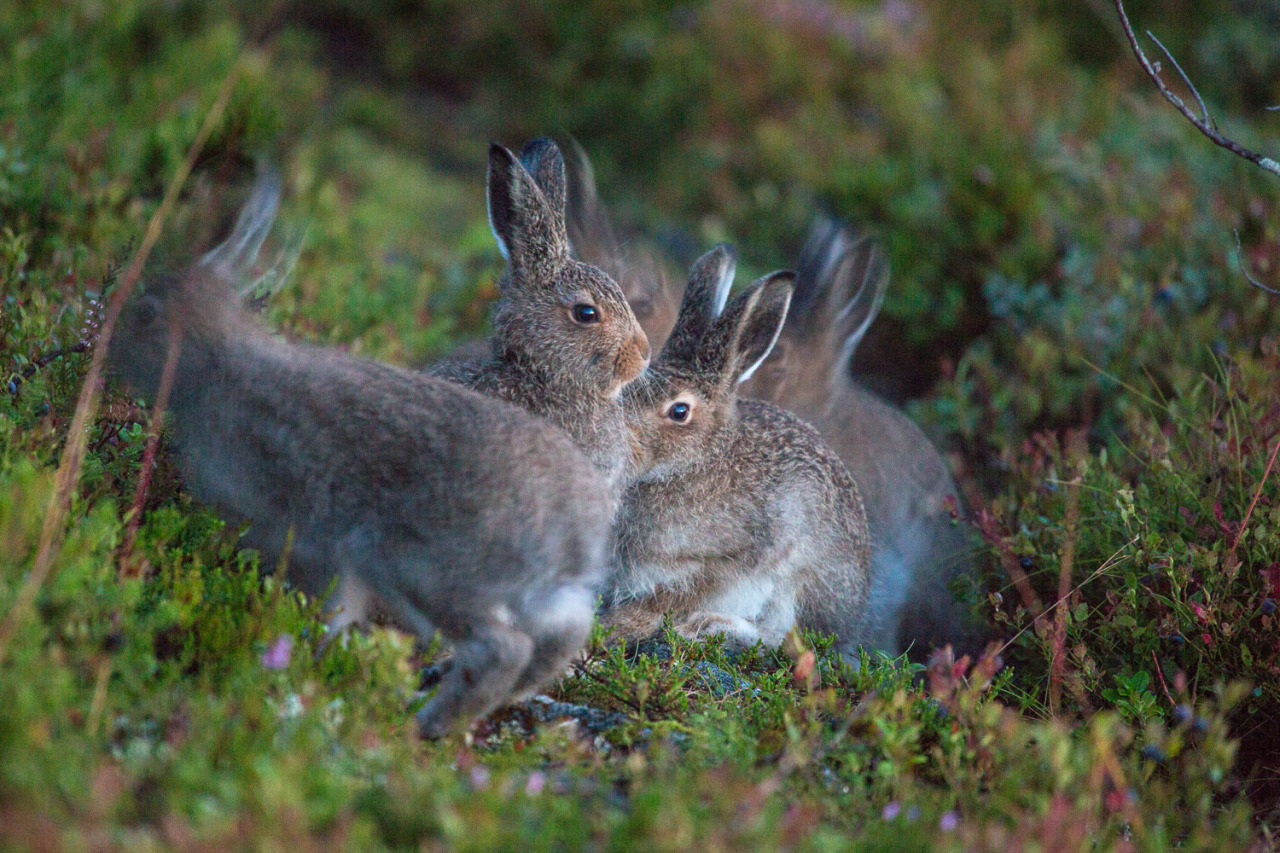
(109, 170), (613, 738)
(601, 246), (879, 658)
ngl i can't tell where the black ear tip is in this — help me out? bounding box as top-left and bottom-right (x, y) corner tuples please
(488, 142), (518, 169)
(519, 137), (563, 162)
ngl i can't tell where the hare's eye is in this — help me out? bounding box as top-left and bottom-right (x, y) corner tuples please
(666, 402), (691, 423)
(572, 304), (600, 324)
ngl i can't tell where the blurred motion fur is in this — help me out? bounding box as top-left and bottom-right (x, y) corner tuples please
(109, 169), (613, 737)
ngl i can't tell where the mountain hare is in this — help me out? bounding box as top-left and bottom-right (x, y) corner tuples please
(564, 154), (973, 655)
(429, 139), (650, 494)
(602, 246), (879, 657)
(109, 170), (612, 737)
(737, 221), (975, 655)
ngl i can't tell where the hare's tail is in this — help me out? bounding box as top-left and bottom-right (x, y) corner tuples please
(788, 218), (889, 389)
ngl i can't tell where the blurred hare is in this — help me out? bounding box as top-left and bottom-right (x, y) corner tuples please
(110, 170), (612, 737)
(602, 246), (881, 657)
(429, 139), (650, 496)
(737, 222), (975, 654)
(565, 150), (974, 655)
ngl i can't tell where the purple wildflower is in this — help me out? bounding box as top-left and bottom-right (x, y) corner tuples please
(882, 801), (901, 820)
(939, 811), (959, 831)
(260, 634), (293, 670)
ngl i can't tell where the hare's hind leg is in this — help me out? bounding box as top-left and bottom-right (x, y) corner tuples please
(510, 585), (595, 698)
(317, 571), (375, 653)
(416, 609), (534, 738)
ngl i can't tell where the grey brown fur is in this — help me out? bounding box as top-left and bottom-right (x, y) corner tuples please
(602, 251), (877, 657)
(429, 140), (650, 496)
(109, 171), (612, 737)
(738, 222), (977, 656)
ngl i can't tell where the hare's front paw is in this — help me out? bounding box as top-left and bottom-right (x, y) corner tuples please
(677, 611), (762, 653)
(598, 599), (667, 643)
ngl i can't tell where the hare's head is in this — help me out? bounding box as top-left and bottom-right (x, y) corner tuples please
(622, 244), (794, 479)
(113, 169), (283, 397)
(739, 218), (887, 405)
(488, 139), (650, 398)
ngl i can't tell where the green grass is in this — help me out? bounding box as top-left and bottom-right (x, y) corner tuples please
(1, 1), (1278, 848)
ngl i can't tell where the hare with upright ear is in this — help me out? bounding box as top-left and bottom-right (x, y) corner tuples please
(429, 139), (651, 494)
(109, 170), (613, 738)
(602, 246), (879, 658)
(738, 220), (977, 656)
(564, 147), (976, 656)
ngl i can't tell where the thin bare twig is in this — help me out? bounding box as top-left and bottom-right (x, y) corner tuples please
(1145, 29), (1212, 127)
(1233, 230), (1280, 296)
(0, 54), (247, 666)
(1113, 0), (1280, 179)
(1151, 650), (1176, 708)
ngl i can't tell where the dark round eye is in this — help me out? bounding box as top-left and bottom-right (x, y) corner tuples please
(667, 402), (691, 423)
(572, 303), (600, 324)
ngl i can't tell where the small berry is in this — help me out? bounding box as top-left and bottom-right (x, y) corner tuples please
(1191, 716), (1210, 735)
(1171, 704), (1193, 725)
(1262, 598), (1277, 616)
(1141, 744), (1167, 763)
(1019, 555), (1034, 570)
(5, 380), (15, 395)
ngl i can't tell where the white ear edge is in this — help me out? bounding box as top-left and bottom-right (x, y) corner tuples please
(833, 248), (888, 365)
(200, 167), (282, 279)
(487, 195), (511, 262)
(712, 254), (736, 316)
(735, 289), (791, 385)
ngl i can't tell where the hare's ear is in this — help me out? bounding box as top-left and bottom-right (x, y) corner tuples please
(199, 165), (281, 282)
(701, 271), (794, 387)
(785, 217), (853, 340)
(565, 139), (621, 266)
(659, 244), (736, 366)
(831, 237), (888, 370)
(487, 141), (570, 280)
(519, 138), (568, 239)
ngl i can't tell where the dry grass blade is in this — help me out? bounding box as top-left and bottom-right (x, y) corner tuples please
(1231, 433), (1280, 555)
(1048, 453), (1084, 716)
(118, 322), (184, 577)
(0, 53), (248, 666)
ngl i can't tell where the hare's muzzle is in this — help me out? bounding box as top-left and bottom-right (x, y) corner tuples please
(629, 330), (652, 377)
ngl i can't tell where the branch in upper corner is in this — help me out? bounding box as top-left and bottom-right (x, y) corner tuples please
(1112, 0), (1280, 179)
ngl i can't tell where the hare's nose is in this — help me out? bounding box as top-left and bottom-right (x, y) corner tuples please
(635, 330), (651, 365)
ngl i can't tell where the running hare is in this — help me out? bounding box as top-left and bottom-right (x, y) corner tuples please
(110, 170), (612, 737)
